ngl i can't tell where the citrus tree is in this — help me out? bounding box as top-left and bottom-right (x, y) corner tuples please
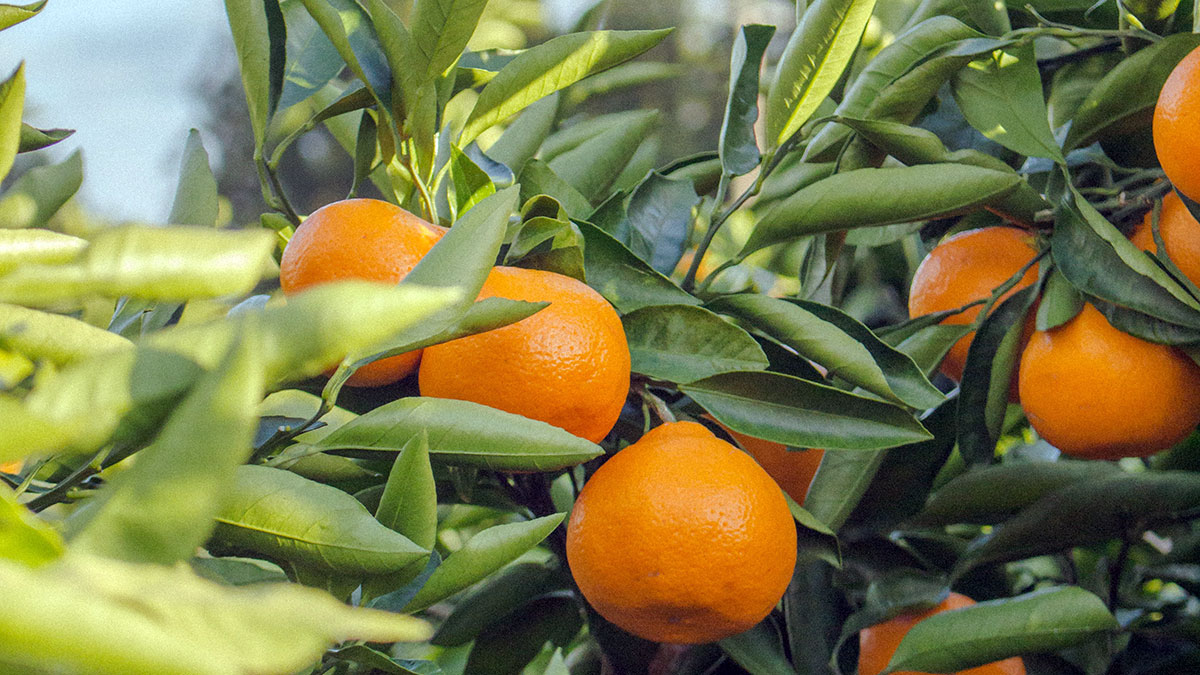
(4, 0), (1200, 673)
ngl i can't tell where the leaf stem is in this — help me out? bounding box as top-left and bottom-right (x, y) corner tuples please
(26, 450), (104, 512)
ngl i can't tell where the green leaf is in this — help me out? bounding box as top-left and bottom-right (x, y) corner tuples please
(681, 371), (932, 451)
(576, 220), (700, 313)
(561, 61), (683, 112)
(0, 302), (130, 365)
(1035, 266), (1083, 331)
(519, 160), (593, 217)
(914, 461), (1124, 527)
(301, 0), (393, 113)
(168, 130), (219, 227)
(0, 484), (62, 566)
(68, 332), (263, 565)
(431, 563), (563, 646)
(547, 110), (658, 203)
(740, 164), (1022, 258)
(460, 29), (672, 145)
(17, 123), (72, 153)
(0, 227), (85, 273)
(958, 471), (1200, 572)
(719, 24), (774, 175)
(624, 171), (699, 275)
(211, 465), (428, 575)
(411, 0), (489, 80)
(804, 16), (980, 161)
(1063, 32), (1200, 152)
(0, 149), (82, 230)
(903, 0), (1011, 35)
(462, 595), (582, 675)
(450, 143), (496, 216)
(720, 621), (796, 675)
(765, 0), (878, 147)
(484, 93), (559, 173)
(0, 554), (430, 674)
(402, 513), (565, 612)
(375, 432), (437, 550)
(883, 587), (1117, 674)
(623, 304), (768, 383)
(711, 295), (945, 410)
(278, 0), (345, 109)
(223, 0), (280, 147)
(0, 0), (44, 31)
(0, 225), (276, 306)
(0, 63), (25, 183)
(952, 42), (1063, 162)
(312, 396), (603, 471)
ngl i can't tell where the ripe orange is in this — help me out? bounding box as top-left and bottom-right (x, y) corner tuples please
(566, 421), (797, 644)
(1130, 190), (1200, 287)
(859, 592), (1026, 675)
(418, 266), (630, 443)
(908, 227), (1039, 383)
(0, 461), (20, 474)
(1154, 44), (1200, 202)
(719, 425), (824, 504)
(1018, 303), (1200, 459)
(279, 199), (446, 387)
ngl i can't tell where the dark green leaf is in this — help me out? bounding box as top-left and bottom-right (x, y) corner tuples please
(0, 149), (83, 229)
(350, 110), (378, 200)
(431, 563), (562, 646)
(719, 24), (774, 175)
(624, 171), (698, 275)
(301, 0), (393, 113)
(460, 29), (672, 145)
(720, 620), (796, 674)
(0, 1), (45, 31)
(210, 465), (428, 575)
(682, 371), (932, 451)
(740, 164), (1022, 258)
(1035, 266), (1084, 331)
(623, 304), (768, 383)
(547, 110), (658, 203)
(463, 595), (582, 675)
(278, 0), (344, 109)
(765, 0), (878, 146)
(223, 0), (275, 147)
(576, 220), (700, 313)
(168, 130), (219, 227)
(17, 123), (72, 153)
(0, 63), (25, 183)
(883, 587), (1117, 674)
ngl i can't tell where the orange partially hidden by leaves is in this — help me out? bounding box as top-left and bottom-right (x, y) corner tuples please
(566, 421), (797, 644)
(1154, 44), (1200, 202)
(908, 227), (1039, 383)
(0, 461), (20, 474)
(1019, 303), (1200, 459)
(418, 266), (630, 443)
(719, 425), (824, 504)
(1130, 190), (1200, 287)
(279, 198), (446, 387)
(859, 592), (1026, 675)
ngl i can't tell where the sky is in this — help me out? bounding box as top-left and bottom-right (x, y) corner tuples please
(1, 0), (231, 222)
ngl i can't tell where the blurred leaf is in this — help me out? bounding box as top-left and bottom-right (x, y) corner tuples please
(0, 63), (25, 184)
(519, 160), (593, 217)
(682, 371), (932, 451)
(460, 29), (672, 145)
(312, 396), (602, 471)
(463, 595), (582, 675)
(712, 295), (945, 410)
(952, 42), (1063, 162)
(16, 123), (72, 153)
(548, 110), (658, 204)
(0, 484), (61, 566)
(449, 143), (496, 216)
(223, 0), (282, 147)
(624, 171), (698, 276)
(0, 554), (430, 674)
(1063, 32), (1200, 152)
(328, 644), (439, 674)
(915, 461), (1124, 527)
(301, 0), (393, 113)
(211, 465), (427, 575)
(0, 302), (129, 365)
(577, 221), (700, 313)
(719, 24), (775, 175)
(485, 93), (558, 173)
(68, 332), (263, 565)
(562, 61), (683, 112)
(411, 0), (488, 80)
(720, 620), (796, 674)
(191, 555), (288, 586)
(956, 286), (1037, 465)
(1036, 265), (1084, 331)
(740, 164), (1021, 258)
(623, 304), (768, 383)
(0, 149), (82, 230)
(278, 0), (344, 109)
(402, 513), (565, 612)
(765, 0), (878, 147)
(168, 130), (219, 227)
(884, 587), (1117, 674)
(0, 1), (44, 31)
(431, 563), (562, 646)
(0, 226), (276, 306)
(0, 228), (85, 273)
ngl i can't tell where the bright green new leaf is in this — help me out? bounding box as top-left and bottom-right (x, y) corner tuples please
(168, 129), (219, 227)
(0, 1), (44, 31)
(0, 149), (83, 230)
(0, 302), (130, 365)
(0, 484), (62, 567)
(0, 63), (26, 185)
(0, 228), (85, 273)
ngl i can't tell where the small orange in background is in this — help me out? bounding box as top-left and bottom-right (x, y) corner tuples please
(718, 424), (824, 504)
(1153, 43), (1200, 203)
(1130, 190), (1200, 287)
(0, 460), (20, 474)
(279, 198), (446, 387)
(858, 592), (1026, 675)
(419, 266), (630, 444)
(1018, 303), (1200, 460)
(907, 227), (1040, 383)
(566, 421), (797, 644)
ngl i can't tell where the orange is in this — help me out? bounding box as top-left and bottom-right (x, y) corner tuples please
(0, 461), (19, 474)
(1130, 190), (1200, 287)
(565, 421), (797, 644)
(1018, 303), (1200, 459)
(859, 592), (1026, 675)
(279, 198), (446, 387)
(418, 266), (630, 443)
(908, 227), (1039, 383)
(1154, 44), (1200, 202)
(719, 425), (824, 504)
